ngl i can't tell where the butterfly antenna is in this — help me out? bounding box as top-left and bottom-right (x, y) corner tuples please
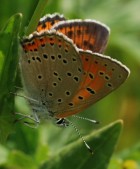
(67, 119), (94, 155)
(72, 115), (100, 124)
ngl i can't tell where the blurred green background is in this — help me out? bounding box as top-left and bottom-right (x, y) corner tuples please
(0, 0), (140, 168)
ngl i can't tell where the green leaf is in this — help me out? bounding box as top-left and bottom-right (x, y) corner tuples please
(0, 13), (22, 142)
(0, 144), (9, 165)
(35, 143), (49, 165)
(6, 150), (37, 169)
(40, 120), (123, 169)
(25, 0), (49, 35)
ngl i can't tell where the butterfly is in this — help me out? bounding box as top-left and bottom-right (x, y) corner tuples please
(20, 13), (129, 128)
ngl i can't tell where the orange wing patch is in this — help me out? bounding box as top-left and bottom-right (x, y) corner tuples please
(36, 14), (66, 32)
(21, 33), (64, 53)
(56, 51), (120, 118)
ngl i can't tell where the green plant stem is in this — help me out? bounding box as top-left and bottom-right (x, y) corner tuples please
(25, 0), (49, 35)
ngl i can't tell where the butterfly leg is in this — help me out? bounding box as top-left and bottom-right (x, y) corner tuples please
(14, 112), (40, 128)
(14, 86), (24, 90)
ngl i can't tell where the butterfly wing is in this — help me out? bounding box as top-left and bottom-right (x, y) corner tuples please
(20, 31), (83, 114)
(36, 14), (66, 32)
(56, 50), (130, 118)
(36, 14), (110, 53)
(53, 20), (110, 53)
